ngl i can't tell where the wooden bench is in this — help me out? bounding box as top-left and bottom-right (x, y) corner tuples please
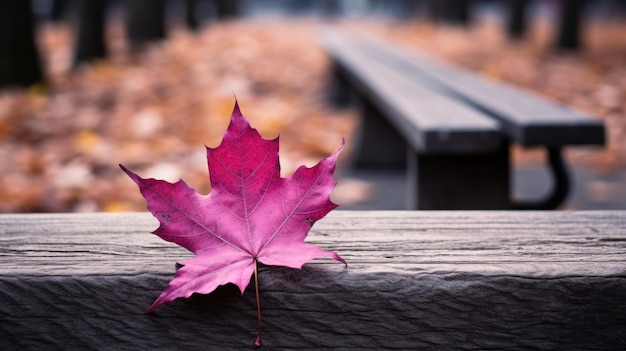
(321, 29), (605, 210)
(1, 212), (625, 349)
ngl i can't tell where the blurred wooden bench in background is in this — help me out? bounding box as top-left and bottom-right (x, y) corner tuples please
(322, 29), (605, 210)
(1, 212), (625, 349)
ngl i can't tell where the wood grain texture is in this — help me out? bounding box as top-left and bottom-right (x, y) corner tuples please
(1, 211), (625, 350)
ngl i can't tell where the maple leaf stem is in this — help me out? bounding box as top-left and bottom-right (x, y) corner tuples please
(253, 259), (262, 348)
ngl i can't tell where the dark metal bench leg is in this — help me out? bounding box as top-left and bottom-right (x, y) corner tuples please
(328, 64), (406, 169)
(353, 97), (406, 169)
(510, 147), (570, 210)
(406, 145), (510, 210)
(328, 66), (406, 169)
(328, 63), (351, 109)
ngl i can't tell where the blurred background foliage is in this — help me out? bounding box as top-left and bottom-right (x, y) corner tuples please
(0, 0), (625, 212)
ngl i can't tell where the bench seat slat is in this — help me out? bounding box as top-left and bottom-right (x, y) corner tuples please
(334, 30), (605, 146)
(323, 32), (502, 154)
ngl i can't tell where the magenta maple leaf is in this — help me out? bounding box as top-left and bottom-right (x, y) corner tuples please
(120, 101), (345, 347)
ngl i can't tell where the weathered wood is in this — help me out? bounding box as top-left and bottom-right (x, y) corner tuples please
(1, 212), (625, 350)
(332, 30), (605, 147)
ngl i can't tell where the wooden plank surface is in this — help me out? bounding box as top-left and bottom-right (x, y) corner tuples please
(322, 31), (502, 154)
(324, 29), (606, 147)
(403, 57), (607, 146)
(2, 211), (626, 350)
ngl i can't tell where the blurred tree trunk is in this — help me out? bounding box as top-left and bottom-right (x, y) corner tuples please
(215, 0), (239, 19)
(557, 0), (584, 50)
(51, 0), (70, 22)
(0, 1), (45, 89)
(287, 0), (313, 14)
(320, 0), (341, 18)
(430, 0), (471, 26)
(185, 0), (199, 30)
(394, 0), (422, 20)
(73, 0), (108, 67)
(507, 0), (529, 39)
(125, 0), (167, 48)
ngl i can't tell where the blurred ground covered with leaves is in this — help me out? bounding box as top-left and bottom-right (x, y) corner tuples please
(0, 20), (355, 212)
(1, 17), (624, 212)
